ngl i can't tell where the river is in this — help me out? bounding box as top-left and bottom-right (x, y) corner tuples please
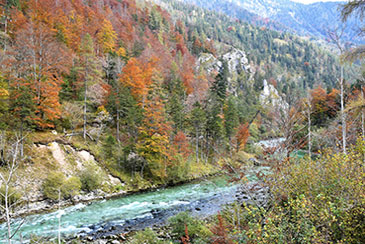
(0, 168), (267, 243)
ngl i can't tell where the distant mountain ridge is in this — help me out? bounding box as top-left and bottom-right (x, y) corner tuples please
(179, 0), (363, 44)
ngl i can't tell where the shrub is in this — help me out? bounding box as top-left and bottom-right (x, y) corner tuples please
(166, 156), (190, 183)
(168, 212), (211, 242)
(129, 228), (164, 244)
(210, 213), (234, 244)
(62, 176), (81, 199)
(237, 138), (365, 243)
(79, 166), (102, 192)
(42, 172), (82, 200)
(42, 171), (66, 200)
(0, 185), (22, 206)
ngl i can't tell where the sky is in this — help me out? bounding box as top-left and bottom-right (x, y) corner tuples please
(291, 0), (344, 3)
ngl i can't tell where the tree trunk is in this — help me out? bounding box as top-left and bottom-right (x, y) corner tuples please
(117, 110), (120, 144)
(195, 128), (199, 163)
(361, 86), (365, 137)
(229, 136), (232, 158)
(205, 139), (210, 164)
(340, 66), (347, 154)
(83, 70), (87, 140)
(307, 99), (312, 158)
(58, 189), (61, 244)
(5, 184), (12, 244)
(20, 120), (23, 158)
(116, 58), (122, 144)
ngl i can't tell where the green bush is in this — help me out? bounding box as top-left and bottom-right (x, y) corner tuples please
(0, 185), (22, 206)
(42, 172), (82, 200)
(168, 212), (211, 242)
(166, 156), (190, 183)
(236, 138), (365, 243)
(42, 171), (66, 200)
(103, 135), (116, 159)
(62, 176), (81, 199)
(341, 204), (364, 243)
(128, 228), (164, 244)
(79, 166), (102, 192)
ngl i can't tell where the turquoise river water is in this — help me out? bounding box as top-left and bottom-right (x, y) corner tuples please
(0, 174), (252, 243)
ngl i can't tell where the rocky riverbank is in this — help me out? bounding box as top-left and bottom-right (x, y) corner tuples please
(9, 171), (220, 222)
(71, 180), (270, 244)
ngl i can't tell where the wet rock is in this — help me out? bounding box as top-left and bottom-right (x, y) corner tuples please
(151, 209), (161, 217)
(119, 234), (126, 241)
(112, 235), (119, 239)
(249, 158), (261, 166)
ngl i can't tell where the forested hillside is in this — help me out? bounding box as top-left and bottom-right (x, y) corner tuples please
(0, 0), (361, 204)
(0, 0), (364, 243)
(158, 0), (342, 91)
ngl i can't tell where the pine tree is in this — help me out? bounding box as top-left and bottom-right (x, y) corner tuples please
(189, 102), (206, 163)
(224, 96), (239, 155)
(167, 75), (186, 132)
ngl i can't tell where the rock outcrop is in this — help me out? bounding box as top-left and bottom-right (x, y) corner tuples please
(259, 79), (288, 110)
(197, 47), (252, 95)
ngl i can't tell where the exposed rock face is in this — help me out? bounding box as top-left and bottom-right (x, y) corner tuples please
(222, 48), (250, 74)
(45, 142), (115, 184)
(15, 141), (122, 211)
(197, 47), (252, 95)
(49, 142), (70, 174)
(197, 48), (251, 75)
(259, 79), (288, 110)
(197, 53), (222, 74)
(198, 48), (287, 111)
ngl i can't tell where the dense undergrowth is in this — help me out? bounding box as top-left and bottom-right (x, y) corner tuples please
(125, 138), (364, 244)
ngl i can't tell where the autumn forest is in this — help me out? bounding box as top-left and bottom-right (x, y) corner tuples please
(0, 0), (364, 243)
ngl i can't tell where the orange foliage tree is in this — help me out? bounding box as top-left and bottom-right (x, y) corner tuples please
(310, 86), (339, 126)
(235, 123), (250, 152)
(136, 81), (173, 179)
(119, 58), (155, 107)
(173, 131), (192, 158)
(12, 10), (71, 128)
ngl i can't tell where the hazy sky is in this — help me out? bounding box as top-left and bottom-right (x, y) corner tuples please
(291, 0), (344, 4)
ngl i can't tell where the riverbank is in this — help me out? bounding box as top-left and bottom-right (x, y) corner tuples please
(1, 132), (269, 242)
(75, 177), (270, 244)
(1, 153), (271, 243)
(9, 169), (221, 221)
(2, 132), (220, 222)
(2, 173), (250, 241)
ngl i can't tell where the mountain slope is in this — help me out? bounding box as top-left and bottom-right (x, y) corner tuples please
(178, 0), (362, 44)
(158, 0), (341, 90)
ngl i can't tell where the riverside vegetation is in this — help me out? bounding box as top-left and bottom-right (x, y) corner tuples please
(0, 0), (364, 243)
